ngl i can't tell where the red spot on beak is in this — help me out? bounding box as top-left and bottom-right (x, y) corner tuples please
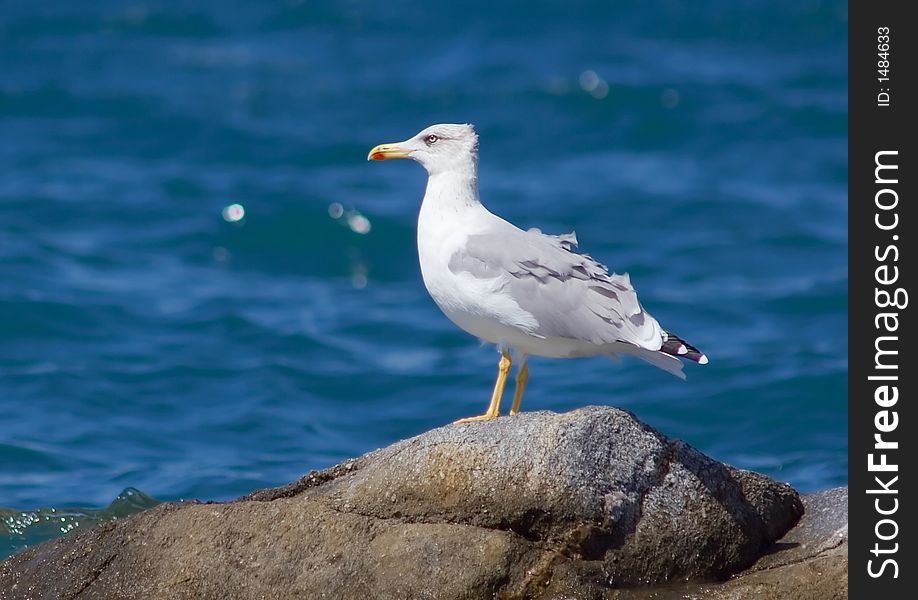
(370, 152), (385, 160)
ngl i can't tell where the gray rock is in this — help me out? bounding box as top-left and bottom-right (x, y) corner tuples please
(747, 486), (847, 572)
(665, 487), (849, 600)
(537, 487), (848, 600)
(0, 406), (804, 599)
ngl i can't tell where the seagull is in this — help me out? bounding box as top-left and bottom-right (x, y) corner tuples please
(368, 124), (707, 423)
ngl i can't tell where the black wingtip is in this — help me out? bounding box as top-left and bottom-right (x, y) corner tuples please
(661, 332), (708, 364)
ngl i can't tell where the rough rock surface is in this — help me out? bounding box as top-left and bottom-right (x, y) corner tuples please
(597, 486), (848, 600)
(689, 486), (848, 600)
(0, 406), (805, 599)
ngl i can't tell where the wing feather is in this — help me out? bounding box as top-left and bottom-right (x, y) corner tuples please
(448, 227), (664, 351)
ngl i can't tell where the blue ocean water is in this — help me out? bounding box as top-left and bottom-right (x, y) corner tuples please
(0, 1), (847, 558)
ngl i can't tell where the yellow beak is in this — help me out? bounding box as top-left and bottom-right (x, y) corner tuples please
(367, 143), (411, 161)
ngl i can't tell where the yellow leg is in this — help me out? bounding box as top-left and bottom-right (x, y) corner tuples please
(509, 363), (528, 416)
(454, 351), (511, 423)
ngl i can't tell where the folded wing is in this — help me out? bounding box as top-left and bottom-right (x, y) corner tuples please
(449, 226), (665, 351)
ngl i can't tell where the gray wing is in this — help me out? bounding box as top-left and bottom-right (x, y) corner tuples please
(448, 227), (664, 350)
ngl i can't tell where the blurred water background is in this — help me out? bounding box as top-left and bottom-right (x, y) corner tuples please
(0, 0), (847, 558)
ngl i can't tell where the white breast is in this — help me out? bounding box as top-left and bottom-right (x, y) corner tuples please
(416, 188), (540, 348)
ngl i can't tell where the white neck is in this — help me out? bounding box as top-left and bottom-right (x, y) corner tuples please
(415, 165), (489, 292)
(420, 167), (481, 216)
(416, 164), (491, 273)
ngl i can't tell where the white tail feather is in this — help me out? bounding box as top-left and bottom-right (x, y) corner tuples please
(607, 346), (687, 380)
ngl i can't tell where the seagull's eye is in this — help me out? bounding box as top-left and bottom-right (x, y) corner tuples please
(425, 134), (439, 145)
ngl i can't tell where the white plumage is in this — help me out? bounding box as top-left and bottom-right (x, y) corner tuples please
(369, 123), (706, 422)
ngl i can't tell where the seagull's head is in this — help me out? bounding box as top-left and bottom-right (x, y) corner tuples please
(368, 124), (479, 175)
